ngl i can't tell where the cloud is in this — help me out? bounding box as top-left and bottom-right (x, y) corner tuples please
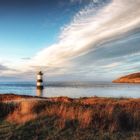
(70, 0), (98, 4)
(21, 57), (31, 60)
(0, 63), (18, 77)
(2, 0), (140, 81)
(0, 64), (10, 71)
(26, 0), (139, 73)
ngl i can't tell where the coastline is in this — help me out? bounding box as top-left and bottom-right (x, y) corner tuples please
(113, 72), (140, 83)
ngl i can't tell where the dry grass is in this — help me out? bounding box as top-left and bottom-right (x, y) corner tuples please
(0, 93), (46, 102)
(0, 94), (32, 102)
(0, 94), (139, 132)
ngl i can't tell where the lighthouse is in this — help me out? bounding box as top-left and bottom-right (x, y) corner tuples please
(36, 71), (44, 89)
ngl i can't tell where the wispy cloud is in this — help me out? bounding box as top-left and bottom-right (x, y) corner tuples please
(0, 64), (10, 71)
(2, 0), (140, 80)
(0, 63), (17, 77)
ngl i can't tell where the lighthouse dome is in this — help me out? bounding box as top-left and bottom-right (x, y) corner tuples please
(38, 71), (43, 75)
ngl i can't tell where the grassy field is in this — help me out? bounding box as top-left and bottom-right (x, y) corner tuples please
(0, 94), (139, 140)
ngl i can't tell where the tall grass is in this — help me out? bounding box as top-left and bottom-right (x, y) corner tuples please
(2, 97), (139, 132)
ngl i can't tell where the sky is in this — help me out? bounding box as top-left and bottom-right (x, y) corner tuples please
(0, 0), (140, 81)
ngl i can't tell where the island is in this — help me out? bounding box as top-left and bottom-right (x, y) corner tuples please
(113, 72), (140, 83)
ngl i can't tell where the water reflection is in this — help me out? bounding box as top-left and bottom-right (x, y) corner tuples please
(0, 82), (140, 98)
(40, 84), (140, 98)
(36, 89), (43, 96)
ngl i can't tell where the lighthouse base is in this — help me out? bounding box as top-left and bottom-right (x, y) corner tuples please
(36, 86), (44, 90)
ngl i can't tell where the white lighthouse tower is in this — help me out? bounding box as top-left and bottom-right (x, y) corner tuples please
(36, 71), (44, 89)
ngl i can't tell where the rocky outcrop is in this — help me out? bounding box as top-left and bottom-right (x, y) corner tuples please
(113, 72), (140, 83)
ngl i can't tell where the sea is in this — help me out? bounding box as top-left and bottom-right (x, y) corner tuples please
(0, 81), (140, 98)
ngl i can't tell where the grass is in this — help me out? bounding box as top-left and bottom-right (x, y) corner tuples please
(0, 94), (139, 140)
(0, 118), (139, 140)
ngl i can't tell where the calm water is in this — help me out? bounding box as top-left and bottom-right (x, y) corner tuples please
(0, 81), (140, 98)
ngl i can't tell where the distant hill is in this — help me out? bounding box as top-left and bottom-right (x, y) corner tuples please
(113, 72), (140, 83)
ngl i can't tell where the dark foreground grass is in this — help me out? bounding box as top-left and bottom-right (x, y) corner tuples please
(0, 117), (139, 140)
(0, 94), (139, 140)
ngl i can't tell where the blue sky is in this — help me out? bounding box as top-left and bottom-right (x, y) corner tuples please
(0, 0), (140, 81)
(0, 0), (87, 60)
